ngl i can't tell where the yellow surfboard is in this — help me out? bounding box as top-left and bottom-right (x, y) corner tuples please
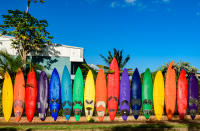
(2, 71), (13, 122)
(84, 70), (95, 121)
(153, 71), (164, 120)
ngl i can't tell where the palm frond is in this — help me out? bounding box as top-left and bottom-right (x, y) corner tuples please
(97, 65), (109, 69)
(121, 55), (130, 68)
(99, 54), (110, 65)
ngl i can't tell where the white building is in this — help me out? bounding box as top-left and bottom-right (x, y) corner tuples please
(0, 35), (84, 80)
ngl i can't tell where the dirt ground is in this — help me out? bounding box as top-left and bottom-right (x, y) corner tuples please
(0, 115), (200, 125)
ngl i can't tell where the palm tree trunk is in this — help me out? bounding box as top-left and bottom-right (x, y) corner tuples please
(22, 50), (27, 71)
(26, 0), (31, 13)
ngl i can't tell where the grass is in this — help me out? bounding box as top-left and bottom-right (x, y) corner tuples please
(1, 123), (200, 130)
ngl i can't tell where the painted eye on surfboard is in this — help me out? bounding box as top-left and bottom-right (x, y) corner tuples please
(121, 100), (129, 106)
(73, 101), (82, 106)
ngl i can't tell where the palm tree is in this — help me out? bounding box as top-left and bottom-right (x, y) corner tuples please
(98, 48), (132, 75)
(0, 50), (23, 80)
(26, 0), (45, 13)
(0, 50), (44, 81)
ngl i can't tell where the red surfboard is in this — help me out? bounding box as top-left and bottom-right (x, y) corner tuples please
(25, 67), (37, 122)
(177, 69), (188, 119)
(107, 58), (119, 121)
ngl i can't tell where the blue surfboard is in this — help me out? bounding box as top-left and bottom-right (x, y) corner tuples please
(131, 68), (142, 120)
(49, 68), (61, 121)
(61, 66), (72, 120)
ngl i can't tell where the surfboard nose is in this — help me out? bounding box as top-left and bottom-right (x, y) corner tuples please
(98, 116), (104, 122)
(167, 114), (173, 120)
(134, 115), (139, 120)
(16, 117), (20, 122)
(65, 115), (71, 120)
(109, 112), (116, 121)
(75, 115), (80, 121)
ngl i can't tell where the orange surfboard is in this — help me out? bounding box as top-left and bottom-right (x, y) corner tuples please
(95, 68), (107, 121)
(165, 61), (176, 120)
(14, 68), (25, 122)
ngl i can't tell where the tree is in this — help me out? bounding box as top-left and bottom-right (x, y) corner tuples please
(0, 50), (23, 81)
(0, 10), (53, 69)
(159, 61), (198, 78)
(98, 48), (132, 75)
(82, 61), (97, 81)
(0, 50), (43, 80)
(26, 0), (45, 13)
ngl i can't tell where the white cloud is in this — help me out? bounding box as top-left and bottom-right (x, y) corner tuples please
(162, 0), (170, 3)
(110, 1), (119, 8)
(125, 0), (136, 5)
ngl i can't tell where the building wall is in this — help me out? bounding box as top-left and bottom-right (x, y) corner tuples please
(30, 56), (71, 80)
(0, 35), (84, 80)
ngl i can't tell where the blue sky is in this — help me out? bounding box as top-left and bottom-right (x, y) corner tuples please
(0, 0), (200, 73)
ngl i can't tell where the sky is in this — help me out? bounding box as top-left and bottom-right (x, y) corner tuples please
(0, 0), (200, 73)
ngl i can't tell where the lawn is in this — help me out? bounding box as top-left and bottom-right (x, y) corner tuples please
(1, 122), (200, 131)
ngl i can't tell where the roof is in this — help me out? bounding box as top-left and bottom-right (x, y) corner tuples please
(0, 35), (83, 49)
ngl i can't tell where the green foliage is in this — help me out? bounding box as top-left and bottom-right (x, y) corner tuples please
(199, 80), (200, 88)
(0, 9), (53, 67)
(98, 48), (132, 75)
(0, 50), (23, 80)
(89, 118), (95, 123)
(159, 61), (198, 77)
(28, 0), (45, 3)
(99, 48), (130, 70)
(82, 63), (97, 81)
(0, 51), (44, 81)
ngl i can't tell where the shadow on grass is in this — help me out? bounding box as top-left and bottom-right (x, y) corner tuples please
(0, 128), (32, 131)
(0, 127), (17, 131)
(110, 120), (200, 131)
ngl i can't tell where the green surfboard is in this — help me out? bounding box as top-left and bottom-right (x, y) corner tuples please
(73, 67), (84, 121)
(142, 68), (153, 119)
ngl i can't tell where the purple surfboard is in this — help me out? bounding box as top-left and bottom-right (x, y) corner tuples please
(37, 71), (49, 121)
(119, 68), (130, 121)
(188, 73), (199, 120)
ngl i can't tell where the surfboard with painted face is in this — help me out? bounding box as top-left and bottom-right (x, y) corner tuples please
(96, 68), (107, 122)
(73, 67), (84, 121)
(119, 68), (130, 121)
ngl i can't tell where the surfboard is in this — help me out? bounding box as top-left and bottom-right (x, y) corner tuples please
(84, 70), (95, 121)
(188, 73), (199, 120)
(153, 71), (164, 120)
(131, 68), (142, 120)
(95, 68), (107, 122)
(73, 67), (84, 121)
(25, 67), (37, 122)
(119, 68), (130, 121)
(49, 68), (61, 121)
(142, 68), (153, 120)
(37, 71), (49, 121)
(61, 66), (72, 121)
(2, 71), (13, 122)
(14, 68), (25, 122)
(177, 69), (188, 119)
(107, 58), (120, 121)
(165, 61), (176, 120)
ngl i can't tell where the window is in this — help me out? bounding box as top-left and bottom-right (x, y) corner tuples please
(71, 62), (83, 75)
